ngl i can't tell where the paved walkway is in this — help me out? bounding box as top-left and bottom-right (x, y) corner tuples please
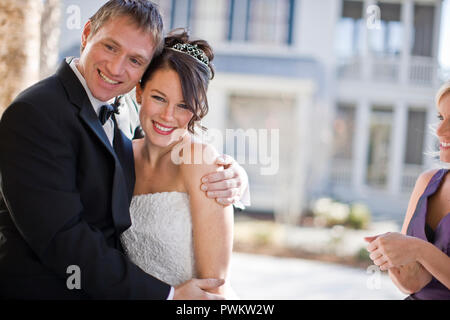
(229, 252), (407, 300)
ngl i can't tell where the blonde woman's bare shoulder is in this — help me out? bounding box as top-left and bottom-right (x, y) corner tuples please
(415, 169), (440, 191)
(402, 169), (440, 233)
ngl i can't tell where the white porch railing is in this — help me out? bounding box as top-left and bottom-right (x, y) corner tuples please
(401, 164), (423, 193)
(409, 56), (437, 86)
(330, 159), (422, 194)
(372, 55), (400, 83)
(337, 55), (437, 87)
(330, 159), (352, 186)
(336, 57), (361, 80)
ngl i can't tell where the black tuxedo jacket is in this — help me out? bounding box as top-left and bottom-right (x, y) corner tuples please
(0, 60), (171, 299)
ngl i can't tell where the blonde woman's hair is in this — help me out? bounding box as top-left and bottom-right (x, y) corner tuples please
(435, 81), (450, 106)
(426, 81), (450, 166)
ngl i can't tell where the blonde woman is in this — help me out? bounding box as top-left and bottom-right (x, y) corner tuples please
(365, 82), (450, 300)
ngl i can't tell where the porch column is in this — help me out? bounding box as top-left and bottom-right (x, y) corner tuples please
(361, 0), (376, 81)
(432, 0), (442, 88)
(424, 102), (438, 169)
(389, 102), (407, 194)
(353, 100), (370, 193)
(400, 0), (413, 85)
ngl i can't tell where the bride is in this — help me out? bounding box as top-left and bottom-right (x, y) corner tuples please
(121, 29), (237, 299)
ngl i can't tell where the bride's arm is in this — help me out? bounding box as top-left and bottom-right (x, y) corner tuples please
(180, 142), (234, 295)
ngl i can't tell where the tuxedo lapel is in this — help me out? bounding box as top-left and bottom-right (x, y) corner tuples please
(78, 105), (116, 155)
(110, 147), (133, 234)
(110, 119), (134, 233)
(113, 118), (136, 204)
(56, 60), (115, 155)
(56, 59), (132, 234)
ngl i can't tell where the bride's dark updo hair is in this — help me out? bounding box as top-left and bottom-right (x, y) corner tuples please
(140, 28), (215, 133)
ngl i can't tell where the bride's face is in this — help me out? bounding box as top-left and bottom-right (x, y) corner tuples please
(437, 92), (450, 163)
(137, 68), (193, 148)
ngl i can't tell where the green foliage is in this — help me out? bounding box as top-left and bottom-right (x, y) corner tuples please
(356, 247), (371, 262)
(348, 203), (371, 229)
(311, 197), (371, 230)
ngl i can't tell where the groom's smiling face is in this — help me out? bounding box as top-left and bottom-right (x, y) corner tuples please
(77, 15), (155, 102)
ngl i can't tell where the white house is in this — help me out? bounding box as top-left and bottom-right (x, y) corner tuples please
(59, 0), (444, 224)
(328, 0), (442, 222)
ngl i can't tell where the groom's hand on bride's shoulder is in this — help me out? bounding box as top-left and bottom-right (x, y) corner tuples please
(200, 154), (249, 206)
(173, 278), (226, 300)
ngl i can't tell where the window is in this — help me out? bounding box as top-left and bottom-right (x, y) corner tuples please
(152, 0), (192, 31)
(227, 0), (294, 45)
(336, 0), (364, 57)
(404, 109), (426, 165)
(153, 0), (294, 45)
(412, 4), (435, 57)
(331, 103), (356, 186)
(191, 0), (229, 42)
(368, 2), (403, 56)
(227, 94), (294, 166)
(366, 107), (393, 188)
(333, 103), (356, 160)
(226, 93), (295, 209)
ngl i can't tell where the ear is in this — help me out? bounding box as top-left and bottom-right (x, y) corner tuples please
(81, 20), (92, 49)
(135, 84), (143, 104)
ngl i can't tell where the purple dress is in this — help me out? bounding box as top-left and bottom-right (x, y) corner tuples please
(406, 169), (450, 300)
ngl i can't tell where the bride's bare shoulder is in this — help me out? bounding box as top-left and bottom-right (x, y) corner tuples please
(178, 137), (221, 185)
(177, 135), (220, 168)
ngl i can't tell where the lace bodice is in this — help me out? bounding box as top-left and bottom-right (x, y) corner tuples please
(120, 192), (195, 286)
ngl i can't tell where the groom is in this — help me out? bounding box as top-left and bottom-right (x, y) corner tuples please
(0, 0), (247, 299)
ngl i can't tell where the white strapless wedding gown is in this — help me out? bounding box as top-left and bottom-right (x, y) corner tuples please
(120, 192), (196, 286)
(121, 191), (239, 299)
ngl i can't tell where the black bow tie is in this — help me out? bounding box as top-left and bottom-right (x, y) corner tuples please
(98, 104), (118, 125)
(98, 97), (121, 125)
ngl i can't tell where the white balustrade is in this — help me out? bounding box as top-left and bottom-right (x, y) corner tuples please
(330, 159), (353, 186)
(401, 164), (423, 192)
(337, 55), (437, 87)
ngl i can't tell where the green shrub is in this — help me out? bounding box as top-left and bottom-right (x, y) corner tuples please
(356, 247), (371, 262)
(348, 203), (371, 229)
(311, 198), (371, 230)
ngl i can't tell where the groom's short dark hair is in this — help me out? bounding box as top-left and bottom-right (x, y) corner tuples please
(81, 0), (164, 55)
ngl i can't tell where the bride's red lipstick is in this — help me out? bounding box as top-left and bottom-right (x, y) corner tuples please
(152, 121), (176, 135)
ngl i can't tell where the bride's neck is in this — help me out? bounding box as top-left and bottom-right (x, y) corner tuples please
(140, 138), (178, 169)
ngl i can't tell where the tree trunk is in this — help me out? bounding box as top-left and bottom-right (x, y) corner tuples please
(40, 0), (61, 79)
(0, 0), (42, 114)
(0, 0), (61, 115)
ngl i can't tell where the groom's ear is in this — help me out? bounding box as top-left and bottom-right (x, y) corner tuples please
(81, 20), (92, 50)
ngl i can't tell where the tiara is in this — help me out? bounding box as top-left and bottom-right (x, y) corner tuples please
(169, 43), (210, 67)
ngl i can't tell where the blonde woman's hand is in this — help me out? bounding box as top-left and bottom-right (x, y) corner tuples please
(365, 232), (421, 271)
